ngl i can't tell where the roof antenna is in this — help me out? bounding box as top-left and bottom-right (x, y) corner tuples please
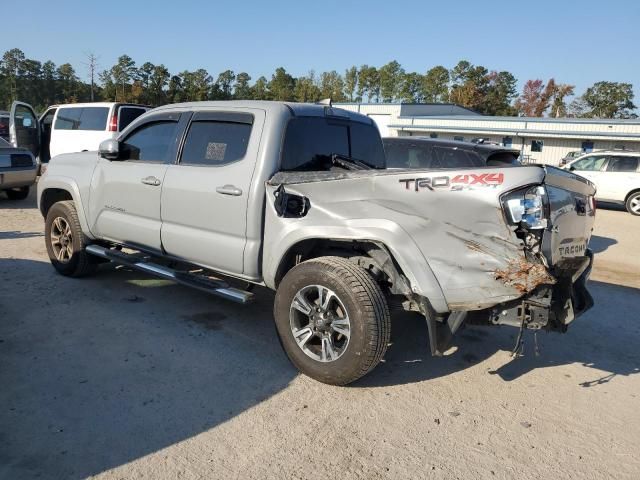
(316, 98), (332, 106)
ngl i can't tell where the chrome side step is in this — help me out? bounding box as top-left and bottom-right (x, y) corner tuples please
(85, 244), (253, 304)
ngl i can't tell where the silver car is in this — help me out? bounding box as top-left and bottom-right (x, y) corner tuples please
(0, 137), (38, 200)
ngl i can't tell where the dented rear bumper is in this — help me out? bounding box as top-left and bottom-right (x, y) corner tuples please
(431, 250), (593, 355)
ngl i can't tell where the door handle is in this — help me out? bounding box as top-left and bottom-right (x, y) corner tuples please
(141, 176), (161, 186)
(216, 184), (243, 196)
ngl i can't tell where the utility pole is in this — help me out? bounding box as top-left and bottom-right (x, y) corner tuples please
(84, 53), (99, 102)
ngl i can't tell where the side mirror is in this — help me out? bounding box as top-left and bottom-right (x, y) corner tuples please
(569, 166), (575, 171)
(99, 139), (120, 160)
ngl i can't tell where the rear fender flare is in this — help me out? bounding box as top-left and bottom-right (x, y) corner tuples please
(263, 221), (448, 313)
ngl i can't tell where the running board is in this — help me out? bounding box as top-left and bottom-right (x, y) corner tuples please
(85, 244), (253, 304)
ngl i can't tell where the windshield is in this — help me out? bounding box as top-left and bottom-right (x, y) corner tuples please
(281, 116), (386, 171)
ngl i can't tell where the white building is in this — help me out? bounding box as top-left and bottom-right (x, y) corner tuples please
(335, 103), (640, 166)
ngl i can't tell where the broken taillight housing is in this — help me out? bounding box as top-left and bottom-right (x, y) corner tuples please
(503, 185), (548, 229)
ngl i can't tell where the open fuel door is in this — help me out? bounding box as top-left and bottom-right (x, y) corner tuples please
(10, 101), (40, 158)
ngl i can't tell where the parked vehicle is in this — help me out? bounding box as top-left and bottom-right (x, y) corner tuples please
(563, 151), (640, 215)
(0, 111), (9, 142)
(0, 137), (38, 200)
(38, 101), (596, 385)
(560, 150), (584, 166)
(384, 137), (520, 168)
(7, 101), (149, 166)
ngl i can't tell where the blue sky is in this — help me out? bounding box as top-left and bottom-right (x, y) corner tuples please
(6, 0), (639, 100)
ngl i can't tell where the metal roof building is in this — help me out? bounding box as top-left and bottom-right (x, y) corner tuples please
(335, 103), (640, 166)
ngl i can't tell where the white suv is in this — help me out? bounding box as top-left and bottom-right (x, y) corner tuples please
(564, 151), (640, 215)
(9, 101), (150, 165)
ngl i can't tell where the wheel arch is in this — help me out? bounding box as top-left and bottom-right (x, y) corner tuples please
(268, 235), (448, 313)
(38, 177), (94, 239)
(624, 188), (640, 203)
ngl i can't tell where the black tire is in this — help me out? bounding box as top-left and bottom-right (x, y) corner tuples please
(274, 256), (390, 386)
(626, 191), (640, 216)
(5, 186), (29, 200)
(45, 200), (97, 277)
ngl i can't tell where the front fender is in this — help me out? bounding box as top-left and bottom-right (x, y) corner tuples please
(37, 175), (95, 239)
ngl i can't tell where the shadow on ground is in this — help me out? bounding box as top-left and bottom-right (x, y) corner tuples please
(588, 235), (617, 254)
(1, 257), (638, 479)
(0, 188), (38, 210)
(357, 279), (640, 387)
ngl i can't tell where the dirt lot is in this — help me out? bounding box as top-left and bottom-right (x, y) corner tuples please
(1, 191), (639, 480)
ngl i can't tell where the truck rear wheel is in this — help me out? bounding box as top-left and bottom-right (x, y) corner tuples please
(45, 201), (97, 277)
(274, 256), (390, 385)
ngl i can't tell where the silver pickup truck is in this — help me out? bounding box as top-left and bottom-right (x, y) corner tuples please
(37, 101), (596, 385)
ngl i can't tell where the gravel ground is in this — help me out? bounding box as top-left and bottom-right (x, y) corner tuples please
(1, 191), (639, 480)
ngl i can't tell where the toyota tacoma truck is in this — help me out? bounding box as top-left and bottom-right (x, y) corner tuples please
(37, 101), (596, 385)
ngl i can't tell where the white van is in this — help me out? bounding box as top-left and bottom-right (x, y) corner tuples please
(8, 101), (150, 164)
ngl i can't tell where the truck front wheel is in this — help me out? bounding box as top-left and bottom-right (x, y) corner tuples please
(45, 201), (97, 277)
(274, 256), (390, 385)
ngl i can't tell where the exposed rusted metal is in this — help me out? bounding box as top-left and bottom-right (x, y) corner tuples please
(494, 259), (556, 294)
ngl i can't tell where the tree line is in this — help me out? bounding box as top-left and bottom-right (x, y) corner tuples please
(0, 48), (636, 119)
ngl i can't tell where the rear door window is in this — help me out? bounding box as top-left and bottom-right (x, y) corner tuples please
(606, 156), (639, 172)
(180, 121), (252, 166)
(54, 107), (109, 130)
(118, 107), (147, 131)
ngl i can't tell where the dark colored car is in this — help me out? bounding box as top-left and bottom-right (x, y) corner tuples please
(0, 112), (9, 142)
(383, 137), (521, 169)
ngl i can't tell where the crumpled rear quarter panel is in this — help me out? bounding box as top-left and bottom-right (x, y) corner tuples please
(264, 167), (548, 312)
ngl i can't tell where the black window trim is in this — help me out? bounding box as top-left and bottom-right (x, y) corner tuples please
(177, 113), (254, 168)
(118, 112), (186, 164)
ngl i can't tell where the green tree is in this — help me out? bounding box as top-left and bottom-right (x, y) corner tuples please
(293, 71), (321, 103)
(167, 75), (184, 103)
(379, 60), (404, 102)
(582, 81), (636, 118)
(318, 70), (346, 102)
(550, 83), (574, 118)
(233, 72), (252, 99)
(449, 60), (489, 110)
(41, 60), (57, 107)
(357, 65), (380, 102)
(251, 76), (269, 100)
(480, 71), (518, 116)
(20, 59), (43, 108)
(56, 63), (79, 103)
(148, 64), (169, 106)
(344, 66), (358, 101)
(109, 55), (136, 101)
(267, 67), (295, 101)
(421, 66), (449, 102)
(215, 70), (235, 99)
(1, 48), (26, 106)
(399, 72), (424, 103)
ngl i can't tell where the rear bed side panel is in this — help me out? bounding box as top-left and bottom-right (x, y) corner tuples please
(264, 166), (549, 313)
